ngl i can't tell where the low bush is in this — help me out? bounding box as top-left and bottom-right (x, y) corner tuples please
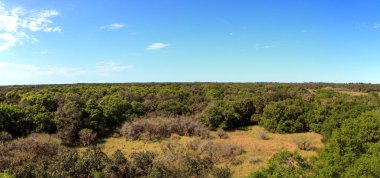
(0, 131), (12, 142)
(216, 128), (229, 139)
(121, 117), (210, 141)
(0, 133), (63, 170)
(249, 151), (310, 178)
(249, 156), (262, 164)
(257, 130), (269, 140)
(294, 136), (314, 151)
(79, 128), (97, 146)
(231, 158), (243, 165)
(186, 140), (245, 163)
(259, 99), (311, 133)
(130, 151), (156, 176)
(212, 167), (233, 178)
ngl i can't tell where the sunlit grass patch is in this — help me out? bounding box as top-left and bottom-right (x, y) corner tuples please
(78, 126), (323, 178)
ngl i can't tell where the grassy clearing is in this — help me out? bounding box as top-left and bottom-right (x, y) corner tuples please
(78, 126), (323, 178)
(220, 126), (323, 177)
(324, 87), (369, 96)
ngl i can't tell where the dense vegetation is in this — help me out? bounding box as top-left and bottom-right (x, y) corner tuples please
(0, 83), (379, 177)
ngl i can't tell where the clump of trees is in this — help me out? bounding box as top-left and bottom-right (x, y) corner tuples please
(199, 99), (255, 129)
(259, 99), (311, 133)
(249, 151), (310, 178)
(313, 110), (380, 177)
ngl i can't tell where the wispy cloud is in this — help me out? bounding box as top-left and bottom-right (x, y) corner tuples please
(262, 45), (276, 49)
(96, 61), (133, 74)
(0, 61), (134, 85)
(0, 61), (85, 76)
(146, 42), (169, 50)
(374, 23), (380, 29)
(255, 44), (276, 49)
(0, 1), (61, 50)
(0, 33), (17, 50)
(100, 23), (125, 30)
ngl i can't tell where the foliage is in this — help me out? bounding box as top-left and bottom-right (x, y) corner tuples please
(313, 110), (380, 177)
(294, 136), (315, 151)
(216, 128), (229, 139)
(1, 83), (380, 177)
(200, 99), (254, 129)
(157, 99), (191, 116)
(79, 128), (96, 146)
(0, 131), (12, 142)
(260, 99), (311, 133)
(249, 151), (310, 178)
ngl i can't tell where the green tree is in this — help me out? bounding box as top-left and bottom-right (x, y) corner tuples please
(99, 94), (132, 128)
(104, 150), (131, 178)
(157, 99), (191, 116)
(249, 151), (310, 178)
(314, 111), (380, 177)
(260, 99), (311, 133)
(83, 99), (105, 132)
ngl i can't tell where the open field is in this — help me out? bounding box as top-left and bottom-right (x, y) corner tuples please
(79, 126), (323, 177)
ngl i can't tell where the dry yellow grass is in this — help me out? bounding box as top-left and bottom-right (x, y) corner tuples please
(219, 126), (323, 177)
(323, 87), (369, 96)
(78, 126), (323, 178)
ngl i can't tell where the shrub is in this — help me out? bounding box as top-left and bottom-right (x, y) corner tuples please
(44, 149), (80, 177)
(249, 156), (262, 164)
(155, 138), (216, 178)
(294, 136), (314, 151)
(183, 155), (214, 177)
(104, 150), (130, 178)
(79, 128), (96, 146)
(200, 100), (254, 129)
(0, 134), (62, 170)
(78, 147), (109, 175)
(157, 99), (191, 116)
(314, 111), (380, 177)
(121, 117), (210, 141)
(231, 158), (243, 165)
(257, 130), (269, 140)
(212, 167), (233, 178)
(216, 128), (229, 139)
(99, 94), (132, 128)
(186, 138), (202, 151)
(249, 151), (310, 178)
(130, 151), (156, 176)
(260, 99), (311, 133)
(200, 141), (245, 163)
(0, 131), (12, 142)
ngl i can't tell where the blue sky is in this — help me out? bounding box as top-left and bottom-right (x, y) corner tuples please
(0, 0), (379, 85)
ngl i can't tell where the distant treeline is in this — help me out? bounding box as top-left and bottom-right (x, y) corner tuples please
(1, 83), (380, 177)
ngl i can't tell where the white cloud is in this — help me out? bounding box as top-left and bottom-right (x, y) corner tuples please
(96, 61), (133, 74)
(0, 1), (61, 50)
(0, 61), (134, 85)
(146, 42), (169, 50)
(374, 23), (380, 29)
(100, 23), (125, 30)
(0, 33), (17, 50)
(0, 61), (85, 76)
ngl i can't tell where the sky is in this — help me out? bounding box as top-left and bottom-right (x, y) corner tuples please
(0, 0), (379, 85)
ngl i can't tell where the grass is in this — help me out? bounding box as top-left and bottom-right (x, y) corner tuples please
(324, 87), (369, 96)
(220, 126), (323, 177)
(78, 126), (323, 178)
